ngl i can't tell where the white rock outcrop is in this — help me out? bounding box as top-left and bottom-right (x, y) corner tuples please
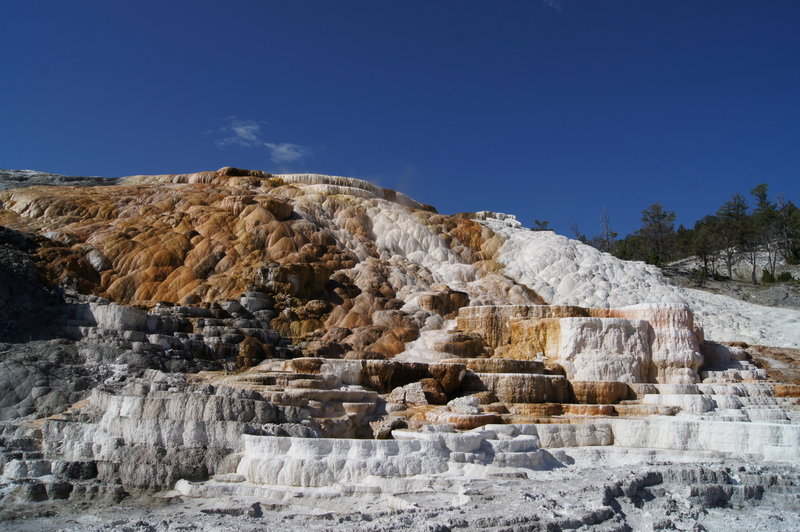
(483, 217), (800, 348)
(459, 303), (705, 383)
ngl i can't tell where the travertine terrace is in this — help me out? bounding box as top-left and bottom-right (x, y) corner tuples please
(0, 168), (798, 531)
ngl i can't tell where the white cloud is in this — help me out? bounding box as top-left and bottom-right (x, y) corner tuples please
(215, 117), (311, 163)
(264, 142), (308, 163)
(215, 118), (264, 148)
(542, 0), (562, 11)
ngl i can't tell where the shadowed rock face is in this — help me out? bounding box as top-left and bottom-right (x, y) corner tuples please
(0, 227), (67, 340)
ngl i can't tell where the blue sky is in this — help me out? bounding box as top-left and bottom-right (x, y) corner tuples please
(2, 1), (799, 237)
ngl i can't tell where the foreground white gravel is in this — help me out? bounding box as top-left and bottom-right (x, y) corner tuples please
(2, 461), (798, 532)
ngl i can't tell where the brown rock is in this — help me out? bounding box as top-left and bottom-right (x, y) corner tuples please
(613, 404), (679, 416)
(456, 305), (589, 349)
(480, 403), (508, 414)
(285, 357), (325, 374)
(369, 330), (407, 358)
(497, 318), (561, 361)
(774, 384), (800, 397)
(303, 340), (345, 358)
(545, 364), (567, 377)
(423, 410), (502, 430)
(430, 332), (486, 357)
(287, 318), (324, 338)
(441, 358), (545, 374)
(471, 391), (498, 404)
(372, 310), (416, 330)
(570, 381), (631, 405)
(269, 263), (330, 298)
(216, 166), (269, 178)
(462, 372), (569, 403)
(390, 327), (419, 343)
(563, 404), (615, 416)
(417, 289), (469, 318)
(370, 417), (408, 439)
(304, 299), (332, 315)
(344, 326), (386, 351)
(419, 378), (448, 405)
(322, 327), (352, 343)
(427, 363), (467, 395)
(235, 336), (272, 369)
(343, 350), (385, 360)
(507, 403), (564, 417)
(262, 197), (293, 221)
(360, 360), (430, 393)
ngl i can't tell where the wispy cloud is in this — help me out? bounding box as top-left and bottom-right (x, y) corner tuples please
(542, 0), (563, 11)
(216, 119), (263, 148)
(215, 117), (311, 163)
(264, 142), (308, 163)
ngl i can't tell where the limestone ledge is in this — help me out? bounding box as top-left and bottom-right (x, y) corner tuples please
(458, 303), (725, 384)
(174, 416), (798, 496)
(24, 372), (316, 491)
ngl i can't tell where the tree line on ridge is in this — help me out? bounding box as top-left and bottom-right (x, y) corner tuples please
(561, 184), (800, 285)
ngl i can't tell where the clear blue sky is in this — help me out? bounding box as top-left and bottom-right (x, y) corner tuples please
(2, 0), (799, 237)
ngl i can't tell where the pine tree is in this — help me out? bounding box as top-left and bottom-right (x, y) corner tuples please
(776, 196), (800, 264)
(692, 216), (721, 278)
(716, 193), (748, 278)
(637, 203), (676, 266)
(750, 184), (779, 279)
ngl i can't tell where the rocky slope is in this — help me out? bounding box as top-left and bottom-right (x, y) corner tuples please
(0, 169), (116, 190)
(664, 259), (800, 311)
(0, 167), (798, 530)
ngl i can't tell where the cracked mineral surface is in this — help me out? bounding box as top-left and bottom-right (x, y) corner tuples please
(0, 168), (798, 530)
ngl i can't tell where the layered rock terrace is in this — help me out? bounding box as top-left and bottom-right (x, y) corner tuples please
(0, 167), (798, 529)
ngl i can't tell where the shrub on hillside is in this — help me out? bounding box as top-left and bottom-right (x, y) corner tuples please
(763, 269), (795, 283)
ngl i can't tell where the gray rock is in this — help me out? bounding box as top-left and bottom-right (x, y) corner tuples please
(240, 295), (273, 313)
(86, 249), (111, 272)
(403, 382), (428, 405)
(219, 300), (244, 315)
(17, 480), (48, 501)
(248, 502), (263, 518)
(255, 423), (321, 438)
(448, 395), (481, 415)
(46, 480), (74, 499)
(52, 460), (98, 480)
